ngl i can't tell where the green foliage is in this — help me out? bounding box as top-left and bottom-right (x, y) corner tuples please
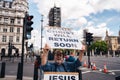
(90, 41), (108, 53)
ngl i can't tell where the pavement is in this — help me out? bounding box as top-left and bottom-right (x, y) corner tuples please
(0, 67), (116, 80)
(0, 57), (40, 80)
(0, 75), (33, 80)
(0, 57), (117, 80)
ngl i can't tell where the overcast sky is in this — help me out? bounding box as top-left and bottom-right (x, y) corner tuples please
(28, 0), (120, 48)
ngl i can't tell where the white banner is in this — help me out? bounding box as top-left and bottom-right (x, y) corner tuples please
(44, 72), (79, 80)
(45, 27), (82, 49)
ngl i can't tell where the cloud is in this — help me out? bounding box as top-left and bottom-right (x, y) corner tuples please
(85, 22), (114, 38)
(89, 0), (120, 12)
(31, 0), (120, 39)
(97, 23), (106, 28)
(33, 0), (120, 19)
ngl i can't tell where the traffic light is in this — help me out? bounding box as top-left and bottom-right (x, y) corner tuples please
(24, 14), (34, 39)
(86, 32), (93, 45)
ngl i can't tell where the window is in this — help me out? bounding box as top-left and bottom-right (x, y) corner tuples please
(18, 5), (21, 10)
(4, 11), (9, 15)
(114, 45), (116, 48)
(0, 17), (2, 22)
(9, 36), (13, 42)
(4, 17), (9, 23)
(17, 17), (21, 24)
(10, 18), (14, 24)
(0, 2), (3, 7)
(5, 2), (9, 8)
(0, 10), (2, 14)
(3, 28), (7, 32)
(0, 27), (1, 32)
(2, 35), (7, 42)
(10, 27), (14, 32)
(17, 28), (20, 33)
(16, 36), (20, 42)
(10, 11), (14, 15)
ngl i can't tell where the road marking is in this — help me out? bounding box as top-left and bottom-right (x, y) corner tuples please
(9, 71), (16, 74)
(82, 69), (117, 75)
(82, 71), (91, 74)
(109, 70), (120, 72)
(5, 75), (33, 80)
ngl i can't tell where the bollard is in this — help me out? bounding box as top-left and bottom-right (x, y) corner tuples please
(33, 55), (41, 80)
(33, 58), (39, 80)
(33, 64), (38, 80)
(0, 62), (6, 78)
(16, 62), (22, 80)
(78, 69), (82, 80)
(115, 76), (120, 80)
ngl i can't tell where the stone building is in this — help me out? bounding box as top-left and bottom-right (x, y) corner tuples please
(0, 0), (28, 56)
(105, 30), (120, 56)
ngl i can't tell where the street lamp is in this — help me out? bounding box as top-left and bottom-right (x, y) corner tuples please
(41, 15), (43, 51)
(33, 15), (44, 80)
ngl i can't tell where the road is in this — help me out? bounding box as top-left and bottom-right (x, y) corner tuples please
(82, 56), (120, 80)
(0, 56), (120, 80)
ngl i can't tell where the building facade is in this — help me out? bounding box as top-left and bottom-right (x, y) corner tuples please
(48, 6), (61, 27)
(0, 0), (28, 56)
(105, 30), (120, 56)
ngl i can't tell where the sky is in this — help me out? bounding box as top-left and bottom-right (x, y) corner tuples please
(27, 0), (120, 48)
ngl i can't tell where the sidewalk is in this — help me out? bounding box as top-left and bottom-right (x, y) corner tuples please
(0, 75), (33, 80)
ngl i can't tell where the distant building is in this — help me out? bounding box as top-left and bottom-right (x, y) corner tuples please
(93, 36), (102, 42)
(105, 30), (120, 56)
(0, 0), (28, 56)
(48, 5), (61, 27)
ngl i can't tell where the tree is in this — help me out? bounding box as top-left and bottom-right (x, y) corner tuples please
(90, 41), (108, 55)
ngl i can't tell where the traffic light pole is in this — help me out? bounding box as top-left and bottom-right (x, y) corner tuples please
(87, 43), (91, 68)
(17, 12), (34, 80)
(21, 16), (25, 80)
(17, 13), (27, 80)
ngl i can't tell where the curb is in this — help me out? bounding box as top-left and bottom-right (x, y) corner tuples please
(0, 75), (33, 80)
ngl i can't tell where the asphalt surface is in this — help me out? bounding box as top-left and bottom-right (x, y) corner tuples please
(0, 56), (120, 80)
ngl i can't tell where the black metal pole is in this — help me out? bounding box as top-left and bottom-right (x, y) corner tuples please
(78, 69), (82, 80)
(41, 15), (43, 51)
(116, 76), (120, 80)
(20, 13), (26, 80)
(87, 42), (91, 68)
(17, 12), (27, 80)
(16, 62), (22, 79)
(33, 63), (38, 80)
(0, 62), (6, 78)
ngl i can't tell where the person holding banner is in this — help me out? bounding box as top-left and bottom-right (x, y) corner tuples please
(40, 44), (85, 72)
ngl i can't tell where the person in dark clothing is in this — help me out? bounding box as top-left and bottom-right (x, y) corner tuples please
(35, 55), (41, 68)
(65, 52), (76, 62)
(48, 50), (54, 60)
(40, 44), (85, 72)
